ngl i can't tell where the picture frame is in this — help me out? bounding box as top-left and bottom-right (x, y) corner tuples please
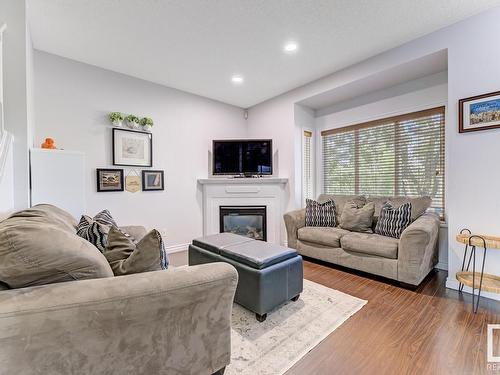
(142, 170), (164, 191)
(459, 90), (500, 133)
(112, 128), (153, 167)
(96, 168), (124, 192)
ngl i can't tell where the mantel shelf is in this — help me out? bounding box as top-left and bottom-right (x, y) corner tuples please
(197, 177), (288, 185)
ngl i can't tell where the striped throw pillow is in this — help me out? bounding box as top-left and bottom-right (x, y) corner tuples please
(305, 198), (337, 227)
(76, 215), (109, 252)
(374, 202), (412, 239)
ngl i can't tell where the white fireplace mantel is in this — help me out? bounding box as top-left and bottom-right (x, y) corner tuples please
(198, 177), (288, 245)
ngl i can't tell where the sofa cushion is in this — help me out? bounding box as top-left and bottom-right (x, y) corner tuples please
(367, 196), (431, 221)
(305, 198), (337, 227)
(317, 194), (366, 221)
(340, 201), (375, 233)
(298, 226), (350, 248)
(340, 232), (399, 259)
(104, 227), (168, 275)
(0, 205), (113, 289)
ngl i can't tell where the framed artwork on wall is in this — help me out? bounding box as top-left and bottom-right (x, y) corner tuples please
(142, 170), (164, 191)
(112, 128), (153, 167)
(96, 168), (124, 192)
(459, 90), (500, 133)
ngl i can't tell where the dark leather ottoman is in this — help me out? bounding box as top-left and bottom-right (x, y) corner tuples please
(189, 233), (303, 322)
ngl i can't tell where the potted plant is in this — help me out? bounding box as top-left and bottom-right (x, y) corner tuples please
(109, 112), (124, 127)
(125, 114), (140, 129)
(140, 117), (154, 132)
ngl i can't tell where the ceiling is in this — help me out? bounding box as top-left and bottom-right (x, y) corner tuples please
(28, 0), (500, 108)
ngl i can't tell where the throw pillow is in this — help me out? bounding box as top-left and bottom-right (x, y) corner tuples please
(374, 202), (412, 239)
(104, 226), (169, 275)
(340, 201), (375, 233)
(76, 215), (110, 252)
(305, 198), (337, 227)
(0, 205), (113, 289)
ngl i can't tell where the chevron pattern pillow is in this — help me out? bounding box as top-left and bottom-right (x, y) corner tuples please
(76, 215), (110, 252)
(305, 198), (337, 227)
(374, 202), (412, 239)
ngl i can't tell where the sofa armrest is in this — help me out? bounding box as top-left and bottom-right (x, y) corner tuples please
(398, 213), (440, 285)
(284, 208), (306, 249)
(0, 263), (238, 375)
(120, 225), (148, 241)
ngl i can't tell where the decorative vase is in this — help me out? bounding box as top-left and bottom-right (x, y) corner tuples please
(142, 124), (153, 132)
(112, 120), (123, 127)
(127, 120), (140, 130)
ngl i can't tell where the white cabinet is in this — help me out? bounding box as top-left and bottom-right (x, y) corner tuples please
(30, 149), (85, 218)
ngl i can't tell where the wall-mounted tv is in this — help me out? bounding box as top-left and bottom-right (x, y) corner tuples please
(212, 139), (273, 176)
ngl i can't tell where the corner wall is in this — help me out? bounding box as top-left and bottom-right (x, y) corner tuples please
(247, 5), (500, 300)
(34, 51), (247, 250)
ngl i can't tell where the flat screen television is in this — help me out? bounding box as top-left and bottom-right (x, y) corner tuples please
(212, 139), (272, 176)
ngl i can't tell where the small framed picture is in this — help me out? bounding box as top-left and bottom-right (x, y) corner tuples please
(113, 128), (153, 167)
(142, 170), (164, 191)
(96, 168), (124, 192)
(459, 90), (500, 133)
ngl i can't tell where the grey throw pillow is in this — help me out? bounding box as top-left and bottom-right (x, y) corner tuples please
(0, 205), (113, 289)
(340, 201), (375, 233)
(104, 226), (169, 275)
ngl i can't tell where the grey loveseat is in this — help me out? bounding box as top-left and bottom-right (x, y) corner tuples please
(0, 205), (237, 375)
(284, 194), (440, 286)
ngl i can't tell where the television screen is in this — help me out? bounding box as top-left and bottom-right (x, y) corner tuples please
(213, 140), (272, 175)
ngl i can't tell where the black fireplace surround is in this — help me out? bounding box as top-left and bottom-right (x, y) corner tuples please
(219, 206), (267, 241)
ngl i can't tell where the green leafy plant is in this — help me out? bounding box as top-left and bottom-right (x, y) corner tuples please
(140, 117), (154, 127)
(108, 112), (124, 122)
(125, 114), (140, 123)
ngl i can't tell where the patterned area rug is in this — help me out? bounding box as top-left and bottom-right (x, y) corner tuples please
(227, 279), (367, 375)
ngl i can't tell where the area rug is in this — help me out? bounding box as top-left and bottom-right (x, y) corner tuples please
(227, 279), (367, 375)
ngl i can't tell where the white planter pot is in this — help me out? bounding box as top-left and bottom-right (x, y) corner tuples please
(142, 124), (153, 132)
(126, 120), (140, 130)
(112, 120), (123, 127)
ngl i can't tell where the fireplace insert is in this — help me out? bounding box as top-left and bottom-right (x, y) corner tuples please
(219, 206), (267, 241)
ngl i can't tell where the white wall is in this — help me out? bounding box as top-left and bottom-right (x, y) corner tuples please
(0, 138), (14, 218)
(0, 0), (33, 210)
(247, 6), (500, 300)
(34, 51), (247, 251)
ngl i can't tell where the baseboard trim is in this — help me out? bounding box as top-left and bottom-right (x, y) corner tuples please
(435, 261), (448, 271)
(165, 243), (188, 254)
(446, 276), (500, 302)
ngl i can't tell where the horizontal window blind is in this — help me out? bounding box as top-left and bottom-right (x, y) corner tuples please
(303, 130), (314, 203)
(322, 107), (445, 216)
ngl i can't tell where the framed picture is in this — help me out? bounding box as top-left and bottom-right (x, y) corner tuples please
(113, 128), (153, 167)
(96, 168), (124, 192)
(142, 170), (164, 191)
(459, 90), (500, 133)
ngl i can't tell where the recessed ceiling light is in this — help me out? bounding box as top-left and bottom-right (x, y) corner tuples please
(283, 41), (298, 53)
(231, 75), (244, 84)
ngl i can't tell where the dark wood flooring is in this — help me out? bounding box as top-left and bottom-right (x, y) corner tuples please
(286, 260), (500, 375)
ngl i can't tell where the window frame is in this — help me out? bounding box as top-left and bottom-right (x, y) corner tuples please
(320, 105), (446, 218)
(301, 128), (315, 206)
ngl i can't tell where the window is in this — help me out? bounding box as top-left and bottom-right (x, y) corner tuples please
(322, 107), (445, 216)
(302, 130), (314, 204)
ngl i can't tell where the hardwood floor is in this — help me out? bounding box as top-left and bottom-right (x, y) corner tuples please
(286, 259), (500, 375)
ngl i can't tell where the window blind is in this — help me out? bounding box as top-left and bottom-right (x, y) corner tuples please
(303, 130), (314, 203)
(321, 107), (445, 216)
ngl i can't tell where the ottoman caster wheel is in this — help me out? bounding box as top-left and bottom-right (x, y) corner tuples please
(291, 294), (300, 302)
(256, 313), (267, 322)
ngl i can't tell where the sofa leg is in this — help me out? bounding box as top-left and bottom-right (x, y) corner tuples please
(291, 294), (300, 302)
(212, 367), (225, 375)
(256, 313), (267, 322)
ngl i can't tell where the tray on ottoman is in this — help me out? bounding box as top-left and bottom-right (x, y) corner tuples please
(189, 233), (303, 322)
